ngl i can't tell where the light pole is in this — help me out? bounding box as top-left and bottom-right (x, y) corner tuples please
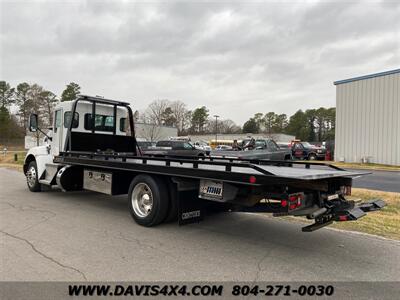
(214, 115), (219, 144)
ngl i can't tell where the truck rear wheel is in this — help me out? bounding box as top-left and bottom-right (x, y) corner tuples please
(26, 161), (41, 192)
(128, 175), (169, 227)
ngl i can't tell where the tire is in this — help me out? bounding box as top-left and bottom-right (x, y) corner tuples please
(128, 175), (169, 227)
(26, 161), (41, 192)
(308, 153), (317, 160)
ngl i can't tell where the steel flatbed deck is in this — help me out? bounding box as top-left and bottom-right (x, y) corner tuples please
(55, 151), (368, 185)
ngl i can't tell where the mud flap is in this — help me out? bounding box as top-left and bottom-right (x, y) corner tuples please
(177, 189), (204, 225)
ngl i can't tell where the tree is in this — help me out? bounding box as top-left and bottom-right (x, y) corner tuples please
(161, 107), (176, 126)
(61, 82), (80, 102)
(242, 118), (259, 133)
(273, 114), (288, 133)
(305, 109), (316, 141)
(41, 91), (58, 126)
(0, 106), (11, 140)
(0, 81), (15, 108)
(191, 106), (209, 133)
(15, 82), (31, 130)
(324, 107), (336, 140)
(0, 106), (25, 144)
(182, 110), (192, 134)
(219, 119), (241, 134)
(169, 100), (188, 134)
(286, 110), (308, 140)
(264, 112), (277, 134)
(133, 110), (139, 122)
(253, 112), (264, 131)
(146, 99), (169, 125)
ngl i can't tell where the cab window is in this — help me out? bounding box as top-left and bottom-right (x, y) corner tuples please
(84, 114), (115, 132)
(120, 118), (126, 132)
(54, 110), (62, 132)
(156, 141), (171, 147)
(294, 143), (303, 150)
(183, 142), (194, 150)
(64, 112), (79, 128)
(267, 140), (278, 151)
(255, 140), (266, 149)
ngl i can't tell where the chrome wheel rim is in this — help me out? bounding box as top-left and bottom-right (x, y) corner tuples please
(26, 166), (37, 187)
(131, 183), (153, 218)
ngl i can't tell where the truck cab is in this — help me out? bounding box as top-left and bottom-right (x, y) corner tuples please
(24, 96), (134, 189)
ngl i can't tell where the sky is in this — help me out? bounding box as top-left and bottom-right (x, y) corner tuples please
(1, 0), (399, 125)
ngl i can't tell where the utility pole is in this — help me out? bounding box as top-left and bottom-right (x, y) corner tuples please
(214, 115), (219, 144)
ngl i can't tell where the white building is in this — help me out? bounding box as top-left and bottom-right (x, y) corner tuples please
(135, 123), (177, 142)
(334, 69), (400, 166)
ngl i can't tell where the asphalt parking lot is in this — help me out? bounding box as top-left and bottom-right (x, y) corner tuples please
(1, 167), (400, 282)
(349, 169), (400, 193)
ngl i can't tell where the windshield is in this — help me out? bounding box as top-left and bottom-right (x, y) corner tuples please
(184, 142), (194, 149)
(255, 140), (266, 147)
(302, 142), (313, 147)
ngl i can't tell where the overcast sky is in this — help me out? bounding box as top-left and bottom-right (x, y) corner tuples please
(1, 0), (399, 124)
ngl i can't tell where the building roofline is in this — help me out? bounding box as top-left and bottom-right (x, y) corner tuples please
(333, 68), (400, 85)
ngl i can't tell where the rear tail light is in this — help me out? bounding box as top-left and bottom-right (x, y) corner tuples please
(286, 193), (304, 210)
(249, 176), (257, 184)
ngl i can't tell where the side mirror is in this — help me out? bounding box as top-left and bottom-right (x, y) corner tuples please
(29, 113), (38, 132)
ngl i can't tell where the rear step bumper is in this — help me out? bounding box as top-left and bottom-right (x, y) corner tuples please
(302, 199), (386, 232)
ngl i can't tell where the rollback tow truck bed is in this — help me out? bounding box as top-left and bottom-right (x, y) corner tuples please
(53, 151), (386, 231)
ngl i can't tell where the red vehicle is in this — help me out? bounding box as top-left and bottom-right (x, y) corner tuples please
(291, 141), (327, 160)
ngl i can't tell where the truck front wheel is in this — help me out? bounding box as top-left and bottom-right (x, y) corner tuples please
(26, 161), (41, 192)
(308, 153), (317, 160)
(128, 175), (169, 227)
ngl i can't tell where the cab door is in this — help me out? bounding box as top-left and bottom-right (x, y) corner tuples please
(51, 109), (63, 156)
(266, 140), (280, 160)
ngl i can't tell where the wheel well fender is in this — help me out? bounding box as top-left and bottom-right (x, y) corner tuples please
(284, 154), (292, 160)
(23, 154), (36, 173)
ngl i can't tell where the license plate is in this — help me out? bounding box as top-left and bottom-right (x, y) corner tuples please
(327, 194), (339, 201)
(199, 180), (223, 200)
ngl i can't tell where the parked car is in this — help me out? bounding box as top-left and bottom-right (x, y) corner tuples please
(211, 138), (292, 160)
(215, 145), (233, 151)
(142, 140), (208, 158)
(193, 140), (212, 151)
(291, 141), (326, 160)
(137, 141), (153, 150)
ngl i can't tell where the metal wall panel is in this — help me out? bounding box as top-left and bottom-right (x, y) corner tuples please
(335, 72), (400, 166)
